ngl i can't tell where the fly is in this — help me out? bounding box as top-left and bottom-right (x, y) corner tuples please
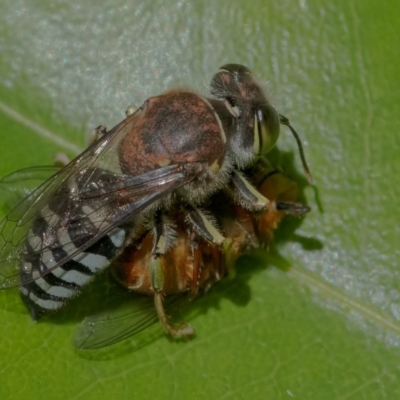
(0, 64), (311, 347)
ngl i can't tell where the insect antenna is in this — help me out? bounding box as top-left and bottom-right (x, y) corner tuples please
(279, 114), (313, 184)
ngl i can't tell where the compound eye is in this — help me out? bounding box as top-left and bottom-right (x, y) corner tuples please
(253, 104), (280, 155)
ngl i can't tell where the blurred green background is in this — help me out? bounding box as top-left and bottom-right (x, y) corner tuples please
(1, 1), (400, 399)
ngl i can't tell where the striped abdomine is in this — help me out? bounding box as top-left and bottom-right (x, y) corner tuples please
(19, 171), (128, 319)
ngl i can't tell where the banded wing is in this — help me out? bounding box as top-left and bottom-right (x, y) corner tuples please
(0, 112), (198, 316)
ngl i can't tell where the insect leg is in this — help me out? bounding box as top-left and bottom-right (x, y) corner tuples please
(125, 105), (137, 116)
(254, 166), (311, 216)
(153, 291), (194, 338)
(190, 240), (201, 295)
(53, 152), (72, 167)
(88, 125), (109, 144)
(274, 201), (311, 216)
(149, 214), (194, 338)
(230, 170), (271, 212)
(185, 208), (225, 246)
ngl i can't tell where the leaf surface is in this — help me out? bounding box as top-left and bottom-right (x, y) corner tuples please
(0, 1), (399, 399)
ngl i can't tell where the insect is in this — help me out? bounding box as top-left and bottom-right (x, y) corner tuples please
(73, 163), (306, 349)
(0, 64), (311, 347)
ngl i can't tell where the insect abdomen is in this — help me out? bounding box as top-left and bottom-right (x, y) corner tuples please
(20, 227), (126, 320)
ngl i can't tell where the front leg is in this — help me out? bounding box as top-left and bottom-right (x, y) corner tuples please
(89, 124), (109, 143)
(185, 208), (225, 246)
(230, 170), (310, 216)
(230, 170), (271, 211)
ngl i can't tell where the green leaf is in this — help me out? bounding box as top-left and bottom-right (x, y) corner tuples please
(1, 1), (399, 399)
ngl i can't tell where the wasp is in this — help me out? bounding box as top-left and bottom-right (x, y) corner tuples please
(0, 64), (311, 347)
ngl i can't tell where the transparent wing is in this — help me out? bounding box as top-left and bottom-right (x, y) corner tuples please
(0, 166), (60, 214)
(73, 294), (191, 349)
(0, 113), (197, 289)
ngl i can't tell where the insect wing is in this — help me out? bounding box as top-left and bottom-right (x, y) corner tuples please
(0, 163), (75, 288)
(0, 113), (194, 289)
(73, 294), (190, 349)
(0, 166), (60, 214)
